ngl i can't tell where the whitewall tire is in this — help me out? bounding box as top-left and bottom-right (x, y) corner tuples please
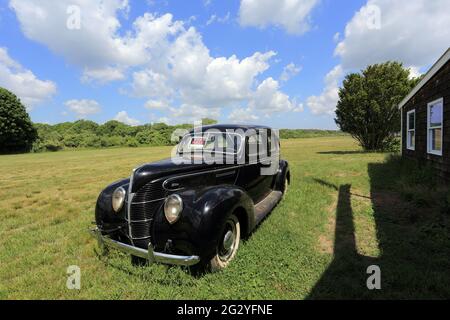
(209, 214), (240, 272)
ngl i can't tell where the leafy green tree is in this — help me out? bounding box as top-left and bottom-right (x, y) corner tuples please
(68, 120), (99, 134)
(136, 129), (170, 146)
(335, 62), (418, 151)
(32, 123), (64, 152)
(63, 134), (83, 148)
(202, 118), (218, 125)
(98, 120), (129, 137)
(53, 122), (74, 134)
(79, 133), (102, 148)
(151, 122), (169, 131)
(125, 136), (139, 148)
(0, 87), (37, 153)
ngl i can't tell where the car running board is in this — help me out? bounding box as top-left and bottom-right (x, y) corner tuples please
(254, 190), (283, 225)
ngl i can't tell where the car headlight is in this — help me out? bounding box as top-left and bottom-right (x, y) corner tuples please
(164, 194), (183, 224)
(112, 187), (126, 213)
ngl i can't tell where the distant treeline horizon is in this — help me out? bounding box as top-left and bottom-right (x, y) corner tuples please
(31, 118), (346, 153)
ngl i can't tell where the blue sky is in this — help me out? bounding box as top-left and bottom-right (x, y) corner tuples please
(0, 0), (449, 129)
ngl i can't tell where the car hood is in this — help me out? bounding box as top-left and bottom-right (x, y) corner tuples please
(130, 157), (217, 193)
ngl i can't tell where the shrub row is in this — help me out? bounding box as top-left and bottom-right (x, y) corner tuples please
(32, 120), (346, 153)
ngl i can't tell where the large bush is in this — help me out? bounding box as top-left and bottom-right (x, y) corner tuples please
(335, 62), (420, 151)
(0, 87), (37, 153)
(32, 124), (64, 152)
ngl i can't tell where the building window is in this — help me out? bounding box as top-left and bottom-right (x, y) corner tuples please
(406, 109), (415, 150)
(427, 98), (444, 156)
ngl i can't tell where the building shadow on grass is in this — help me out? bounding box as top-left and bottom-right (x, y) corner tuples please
(307, 157), (450, 299)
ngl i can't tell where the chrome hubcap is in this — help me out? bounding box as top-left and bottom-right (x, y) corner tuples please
(218, 220), (237, 261)
(223, 230), (235, 252)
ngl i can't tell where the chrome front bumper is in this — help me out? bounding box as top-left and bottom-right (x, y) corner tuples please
(89, 227), (200, 267)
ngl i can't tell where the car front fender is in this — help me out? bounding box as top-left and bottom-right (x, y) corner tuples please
(152, 185), (254, 259)
(95, 178), (130, 227)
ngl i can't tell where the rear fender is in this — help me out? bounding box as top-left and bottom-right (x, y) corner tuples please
(274, 160), (290, 192)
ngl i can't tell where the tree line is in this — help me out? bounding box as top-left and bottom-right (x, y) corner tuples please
(1, 87), (343, 154)
(32, 120), (193, 152)
(32, 121), (344, 153)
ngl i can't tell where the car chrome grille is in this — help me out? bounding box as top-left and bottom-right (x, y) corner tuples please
(133, 181), (167, 203)
(127, 180), (167, 248)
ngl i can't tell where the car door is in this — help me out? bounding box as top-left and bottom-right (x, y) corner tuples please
(212, 132), (240, 186)
(257, 129), (277, 195)
(236, 131), (270, 203)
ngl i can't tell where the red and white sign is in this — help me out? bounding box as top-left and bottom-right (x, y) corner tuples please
(191, 138), (205, 146)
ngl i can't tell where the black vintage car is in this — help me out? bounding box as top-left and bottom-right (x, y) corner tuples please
(91, 124), (290, 271)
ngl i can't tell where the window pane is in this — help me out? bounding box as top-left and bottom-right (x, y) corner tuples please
(408, 112), (415, 130)
(178, 133), (242, 154)
(408, 131), (415, 149)
(431, 128), (442, 151)
(430, 102), (442, 127)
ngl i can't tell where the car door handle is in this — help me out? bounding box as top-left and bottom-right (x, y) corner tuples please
(259, 159), (272, 167)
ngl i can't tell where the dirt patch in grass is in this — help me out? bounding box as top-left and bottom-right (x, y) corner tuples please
(333, 172), (362, 178)
(318, 194), (338, 254)
(318, 234), (333, 254)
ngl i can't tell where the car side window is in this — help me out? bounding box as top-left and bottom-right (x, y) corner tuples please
(271, 134), (280, 154)
(247, 131), (272, 163)
(246, 133), (261, 163)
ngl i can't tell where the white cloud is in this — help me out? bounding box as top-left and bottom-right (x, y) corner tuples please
(0, 47), (56, 108)
(408, 66), (423, 79)
(335, 0), (450, 70)
(9, 1), (183, 83)
(306, 65), (343, 115)
(122, 25), (277, 110)
(156, 116), (171, 125)
(145, 99), (167, 110)
(239, 0), (319, 35)
(206, 12), (230, 25)
(10, 0), (301, 120)
(64, 99), (101, 118)
(250, 77), (303, 114)
(333, 32), (340, 43)
(82, 67), (125, 84)
(280, 63), (302, 82)
(129, 33), (277, 108)
(177, 50), (276, 107)
(206, 15), (217, 26)
(307, 0), (448, 117)
(131, 69), (173, 98)
(228, 108), (259, 123)
(168, 104), (221, 123)
(114, 111), (140, 126)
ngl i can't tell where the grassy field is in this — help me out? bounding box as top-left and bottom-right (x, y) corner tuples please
(1, 136), (449, 299)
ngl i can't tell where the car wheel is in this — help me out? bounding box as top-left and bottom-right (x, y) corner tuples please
(209, 214), (240, 272)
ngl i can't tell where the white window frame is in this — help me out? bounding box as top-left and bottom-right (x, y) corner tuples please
(406, 109), (415, 150)
(427, 98), (444, 156)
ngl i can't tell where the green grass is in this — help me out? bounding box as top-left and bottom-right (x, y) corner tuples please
(1, 136), (449, 299)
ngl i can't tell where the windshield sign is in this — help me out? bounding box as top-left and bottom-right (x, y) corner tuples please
(178, 132), (242, 155)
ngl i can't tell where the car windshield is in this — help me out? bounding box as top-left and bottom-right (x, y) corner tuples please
(177, 132), (242, 155)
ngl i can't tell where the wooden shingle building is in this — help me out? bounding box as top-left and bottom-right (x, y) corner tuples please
(400, 47), (450, 179)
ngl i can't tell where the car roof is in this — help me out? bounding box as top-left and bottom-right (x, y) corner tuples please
(189, 124), (271, 133)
